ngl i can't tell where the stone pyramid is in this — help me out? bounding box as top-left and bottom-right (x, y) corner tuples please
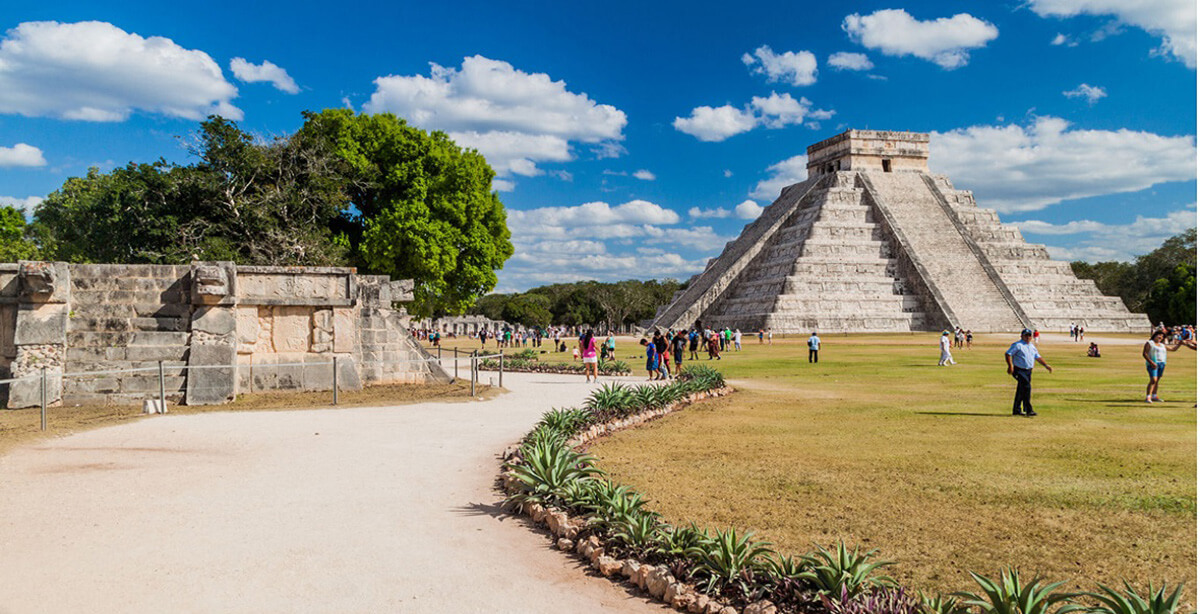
(652, 130), (1149, 334)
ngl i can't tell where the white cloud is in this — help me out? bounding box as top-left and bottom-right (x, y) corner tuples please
(674, 92), (833, 142)
(1019, 208), (1196, 262)
(828, 52), (874, 71)
(508, 200), (680, 228)
(229, 57), (299, 94)
(0, 143), (46, 167)
(0, 21), (241, 121)
(633, 169), (656, 181)
(1027, 0), (1196, 68)
(0, 195), (43, 213)
(742, 46), (818, 86)
(843, 9), (999, 69)
(689, 206), (731, 219)
(930, 117), (1196, 212)
(364, 55), (626, 181)
(723, 169), (733, 178)
(751, 154), (809, 200)
(1063, 83), (1107, 105)
(735, 199), (763, 219)
(491, 178), (515, 192)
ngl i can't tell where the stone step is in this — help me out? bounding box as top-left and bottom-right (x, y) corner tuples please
(783, 279), (901, 294)
(802, 239), (889, 258)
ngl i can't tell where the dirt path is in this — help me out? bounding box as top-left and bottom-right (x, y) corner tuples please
(0, 372), (669, 614)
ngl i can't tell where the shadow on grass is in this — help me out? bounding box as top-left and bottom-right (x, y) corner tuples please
(915, 411), (1011, 418)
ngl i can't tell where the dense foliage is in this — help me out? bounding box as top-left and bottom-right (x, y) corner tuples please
(1072, 228), (1196, 325)
(470, 279), (683, 329)
(12, 111), (512, 317)
(503, 366), (1190, 614)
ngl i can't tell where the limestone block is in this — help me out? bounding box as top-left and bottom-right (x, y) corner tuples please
(185, 343), (237, 405)
(271, 306), (311, 353)
(8, 368), (62, 408)
(332, 308), (355, 353)
(190, 262), (235, 305)
(192, 306), (236, 336)
(19, 261), (69, 303)
(13, 303), (67, 346)
(236, 306), (260, 348)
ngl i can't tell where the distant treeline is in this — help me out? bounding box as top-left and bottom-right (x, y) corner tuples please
(469, 279), (683, 330)
(1071, 228), (1195, 325)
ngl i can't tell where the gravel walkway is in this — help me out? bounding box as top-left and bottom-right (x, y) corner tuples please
(0, 371), (669, 614)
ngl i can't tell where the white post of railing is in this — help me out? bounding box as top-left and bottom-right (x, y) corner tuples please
(499, 350), (504, 388)
(332, 357), (339, 405)
(470, 351), (476, 397)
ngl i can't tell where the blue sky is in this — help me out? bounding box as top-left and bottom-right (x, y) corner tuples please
(0, 1), (1194, 292)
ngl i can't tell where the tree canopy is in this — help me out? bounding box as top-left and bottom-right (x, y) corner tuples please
(11, 111), (513, 317)
(1071, 228), (1196, 325)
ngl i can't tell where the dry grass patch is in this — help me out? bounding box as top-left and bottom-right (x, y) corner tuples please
(0, 380), (496, 456)
(588, 332), (1195, 601)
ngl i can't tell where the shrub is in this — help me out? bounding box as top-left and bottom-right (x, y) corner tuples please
(955, 568), (1082, 614)
(1084, 581), (1186, 614)
(799, 541), (896, 600)
(686, 527), (775, 598)
(922, 592), (971, 614)
(655, 522), (710, 559)
(610, 509), (666, 557)
(538, 407), (592, 439)
(503, 438), (603, 508)
(586, 382), (636, 419)
(823, 587), (923, 614)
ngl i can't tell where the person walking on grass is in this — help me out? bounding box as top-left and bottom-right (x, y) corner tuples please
(807, 331), (821, 363)
(1142, 329), (1182, 403)
(688, 328), (700, 361)
(1005, 329), (1052, 417)
(938, 331), (956, 366)
(579, 329), (599, 383)
(671, 330), (687, 375)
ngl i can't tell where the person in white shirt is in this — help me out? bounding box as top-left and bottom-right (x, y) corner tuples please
(938, 331), (955, 366)
(1142, 330), (1181, 402)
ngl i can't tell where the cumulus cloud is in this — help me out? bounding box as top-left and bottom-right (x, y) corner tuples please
(496, 199), (730, 290)
(742, 45), (818, 86)
(364, 55), (626, 180)
(1050, 33), (1078, 46)
(633, 169), (656, 181)
(1063, 83), (1106, 105)
(1018, 208), (1196, 262)
(689, 206), (731, 219)
(0, 21), (241, 121)
(751, 154), (809, 200)
(229, 57), (299, 94)
(843, 9), (998, 69)
(929, 117), (1196, 212)
(828, 51), (875, 71)
(674, 92), (833, 142)
(0, 195), (43, 213)
(0, 143), (46, 167)
(735, 199), (763, 219)
(1027, 0), (1196, 68)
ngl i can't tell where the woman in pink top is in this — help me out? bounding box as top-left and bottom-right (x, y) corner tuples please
(580, 329), (599, 383)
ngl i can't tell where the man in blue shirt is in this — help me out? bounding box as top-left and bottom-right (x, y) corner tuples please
(808, 332), (821, 363)
(1004, 329), (1053, 417)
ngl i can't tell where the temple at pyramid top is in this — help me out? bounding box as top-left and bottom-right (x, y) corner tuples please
(806, 129), (929, 176)
(650, 129), (1149, 334)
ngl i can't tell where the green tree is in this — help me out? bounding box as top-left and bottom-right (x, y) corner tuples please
(0, 205), (40, 261)
(299, 109), (512, 317)
(1072, 228), (1196, 323)
(502, 293), (553, 328)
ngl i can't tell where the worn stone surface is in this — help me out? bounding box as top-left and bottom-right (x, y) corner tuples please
(652, 129), (1149, 333)
(186, 343), (237, 405)
(13, 303), (67, 346)
(744, 600), (778, 614)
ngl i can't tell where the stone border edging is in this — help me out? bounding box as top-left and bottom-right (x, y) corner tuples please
(498, 386), (781, 614)
(478, 365), (632, 376)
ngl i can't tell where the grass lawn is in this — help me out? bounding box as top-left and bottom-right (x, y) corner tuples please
(586, 332), (1196, 601)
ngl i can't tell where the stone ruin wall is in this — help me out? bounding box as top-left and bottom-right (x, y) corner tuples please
(0, 261), (447, 409)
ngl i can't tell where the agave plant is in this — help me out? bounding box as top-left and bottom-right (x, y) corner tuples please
(610, 509), (666, 556)
(585, 382), (636, 419)
(799, 541), (896, 600)
(1084, 581), (1185, 614)
(502, 438), (603, 508)
(583, 481), (654, 532)
(655, 522), (711, 559)
(824, 586), (924, 614)
(686, 527), (776, 596)
(632, 385), (663, 412)
(599, 360), (630, 374)
(679, 364), (725, 389)
(538, 407), (592, 438)
(921, 592), (971, 614)
(955, 568), (1083, 614)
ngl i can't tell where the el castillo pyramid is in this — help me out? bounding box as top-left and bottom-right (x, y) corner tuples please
(651, 130), (1149, 334)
